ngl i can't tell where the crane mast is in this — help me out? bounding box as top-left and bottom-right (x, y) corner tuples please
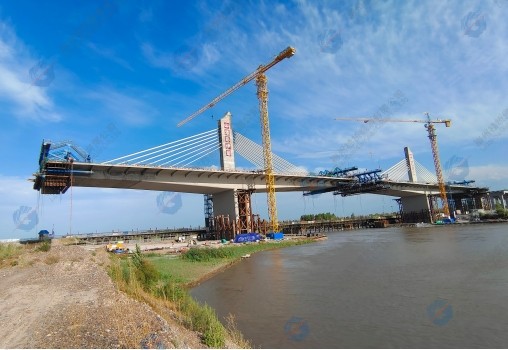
(335, 114), (452, 219)
(424, 114), (450, 217)
(256, 73), (279, 232)
(178, 46), (296, 233)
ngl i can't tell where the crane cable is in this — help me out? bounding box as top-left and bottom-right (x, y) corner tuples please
(69, 159), (73, 236)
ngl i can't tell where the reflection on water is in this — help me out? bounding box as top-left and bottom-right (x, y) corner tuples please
(191, 224), (508, 348)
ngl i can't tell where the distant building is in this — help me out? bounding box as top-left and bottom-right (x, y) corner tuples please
(490, 190), (508, 209)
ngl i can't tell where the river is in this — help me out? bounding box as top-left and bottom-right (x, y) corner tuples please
(190, 223), (508, 348)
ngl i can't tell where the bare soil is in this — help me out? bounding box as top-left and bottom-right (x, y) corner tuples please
(0, 241), (205, 349)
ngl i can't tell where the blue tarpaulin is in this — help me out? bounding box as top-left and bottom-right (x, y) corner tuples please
(267, 232), (284, 240)
(234, 233), (261, 243)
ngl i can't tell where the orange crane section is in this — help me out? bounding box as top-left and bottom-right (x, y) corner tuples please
(178, 46), (296, 233)
(335, 114), (452, 218)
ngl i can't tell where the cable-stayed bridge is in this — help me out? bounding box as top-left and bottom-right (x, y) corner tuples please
(33, 114), (489, 226)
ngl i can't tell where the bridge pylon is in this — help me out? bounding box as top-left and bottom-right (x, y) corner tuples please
(218, 112), (235, 171)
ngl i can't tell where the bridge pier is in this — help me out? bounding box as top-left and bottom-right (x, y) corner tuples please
(213, 190), (238, 221)
(399, 194), (433, 223)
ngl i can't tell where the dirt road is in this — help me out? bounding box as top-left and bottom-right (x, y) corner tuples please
(0, 242), (204, 349)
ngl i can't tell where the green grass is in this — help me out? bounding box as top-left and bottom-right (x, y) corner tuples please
(109, 245), (228, 347)
(149, 239), (316, 285)
(0, 243), (24, 268)
(0, 243), (23, 260)
(109, 239), (317, 348)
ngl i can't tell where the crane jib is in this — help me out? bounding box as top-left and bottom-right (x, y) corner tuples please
(177, 46), (296, 127)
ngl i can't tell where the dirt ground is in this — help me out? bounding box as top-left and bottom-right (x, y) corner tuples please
(0, 241), (206, 349)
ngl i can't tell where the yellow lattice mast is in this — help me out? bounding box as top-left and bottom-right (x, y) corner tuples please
(178, 47), (295, 233)
(335, 114), (452, 218)
(424, 113), (450, 217)
(256, 73), (278, 232)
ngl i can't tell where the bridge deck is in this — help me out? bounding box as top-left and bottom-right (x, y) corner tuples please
(33, 161), (486, 198)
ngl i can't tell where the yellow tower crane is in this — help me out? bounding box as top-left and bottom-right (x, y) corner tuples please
(177, 46), (296, 233)
(335, 113), (452, 217)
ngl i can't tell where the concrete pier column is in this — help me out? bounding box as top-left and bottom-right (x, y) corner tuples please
(213, 190), (238, 220)
(400, 194), (433, 222)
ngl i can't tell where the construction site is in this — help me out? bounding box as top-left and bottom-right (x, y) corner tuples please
(32, 46), (494, 242)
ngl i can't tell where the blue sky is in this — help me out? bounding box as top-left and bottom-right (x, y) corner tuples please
(1, 0), (507, 239)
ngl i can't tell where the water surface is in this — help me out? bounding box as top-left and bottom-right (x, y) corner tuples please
(191, 224), (508, 348)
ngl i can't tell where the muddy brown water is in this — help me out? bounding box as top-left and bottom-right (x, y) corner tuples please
(190, 224), (508, 348)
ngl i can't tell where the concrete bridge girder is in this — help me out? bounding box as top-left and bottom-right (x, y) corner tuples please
(35, 161), (489, 226)
(59, 163), (346, 195)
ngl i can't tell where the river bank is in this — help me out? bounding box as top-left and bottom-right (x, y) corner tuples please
(0, 235), (322, 348)
(108, 236), (322, 348)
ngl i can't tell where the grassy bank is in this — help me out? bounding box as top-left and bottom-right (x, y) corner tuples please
(109, 238), (318, 348)
(0, 241), (52, 269)
(150, 238), (316, 286)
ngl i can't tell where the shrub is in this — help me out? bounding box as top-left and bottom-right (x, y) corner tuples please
(132, 245), (160, 289)
(181, 247), (234, 262)
(36, 240), (51, 252)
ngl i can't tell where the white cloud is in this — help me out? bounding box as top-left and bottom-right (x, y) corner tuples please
(0, 21), (61, 121)
(85, 87), (159, 126)
(141, 41), (220, 76)
(469, 164), (508, 182)
(86, 42), (134, 71)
